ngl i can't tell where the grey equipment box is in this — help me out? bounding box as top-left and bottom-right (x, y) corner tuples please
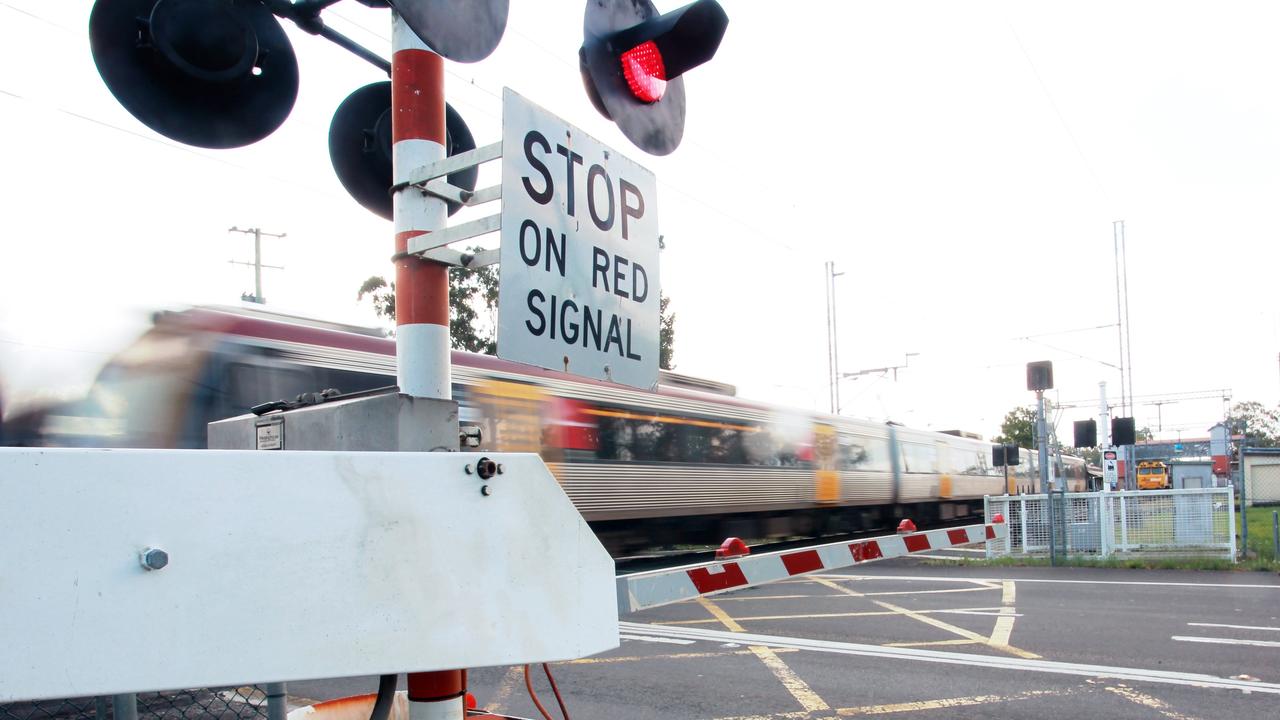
(209, 390), (458, 452)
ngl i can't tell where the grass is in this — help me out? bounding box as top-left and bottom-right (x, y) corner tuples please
(1242, 505), (1280, 564)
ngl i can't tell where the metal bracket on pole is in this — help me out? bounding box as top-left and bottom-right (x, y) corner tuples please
(401, 141), (505, 267)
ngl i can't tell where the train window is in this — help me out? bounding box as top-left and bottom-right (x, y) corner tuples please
(226, 363), (315, 414)
(902, 442), (937, 473)
(841, 435), (891, 472)
(705, 426), (746, 464)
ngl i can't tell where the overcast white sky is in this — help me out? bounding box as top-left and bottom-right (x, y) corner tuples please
(3, 1), (1279, 443)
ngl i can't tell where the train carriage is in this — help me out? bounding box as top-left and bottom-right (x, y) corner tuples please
(9, 305), (1077, 552)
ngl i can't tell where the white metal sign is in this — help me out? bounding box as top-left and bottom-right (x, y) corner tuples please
(1103, 447), (1119, 489)
(498, 88), (660, 389)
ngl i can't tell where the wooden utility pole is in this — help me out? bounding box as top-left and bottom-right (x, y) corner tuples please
(228, 226), (286, 304)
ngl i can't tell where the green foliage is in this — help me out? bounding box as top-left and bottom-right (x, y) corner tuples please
(1229, 401), (1280, 448)
(357, 248), (499, 354)
(992, 406), (1036, 448)
(659, 293), (675, 370)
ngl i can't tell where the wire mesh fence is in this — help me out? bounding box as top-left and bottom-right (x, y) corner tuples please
(986, 487), (1236, 560)
(0, 687), (273, 720)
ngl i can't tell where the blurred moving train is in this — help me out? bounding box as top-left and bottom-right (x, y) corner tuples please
(3, 306), (1091, 551)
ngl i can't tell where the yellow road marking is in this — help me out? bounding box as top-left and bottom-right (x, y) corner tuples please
(988, 580), (1019, 650)
(860, 586), (996, 598)
(883, 639), (981, 648)
(811, 577), (1041, 660)
(835, 687), (1077, 716)
(1105, 685), (1200, 720)
(715, 594), (816, 601)
(655, 607), (1011, 626)
(708, 687), (1084, 720)
(482, 665), (523, 714)
(698, 597), (830, 714)
(567, 648), (799, 665)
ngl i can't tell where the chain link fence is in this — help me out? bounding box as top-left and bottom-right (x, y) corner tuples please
(1, 686), (276, 720)
(986, 487), (1236, 560)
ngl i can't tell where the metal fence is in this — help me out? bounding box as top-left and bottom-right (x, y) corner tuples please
(0, 686), (279, 720)
(985, 487), (1236, 560)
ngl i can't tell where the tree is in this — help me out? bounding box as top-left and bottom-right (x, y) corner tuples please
(357, 248), (499, 354)
(1228, 400), (1280, 448)
(659, 293), (675, 370)
(992, 406), (1035, 448)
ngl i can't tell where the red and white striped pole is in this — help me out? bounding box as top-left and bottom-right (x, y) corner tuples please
(392, 11), (450, 400)
(391, 11), (462, 720)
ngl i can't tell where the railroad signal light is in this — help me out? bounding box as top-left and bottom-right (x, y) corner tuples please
(1112, 417), (1137, 446)
(580, 0), (729, 155)
(1074, 419), (1098, 448)
(993, 444), (1020, 467)
(1026, 360), (1054, 392)
(89, 0), (300, 149)
(328, 82), (477, 219)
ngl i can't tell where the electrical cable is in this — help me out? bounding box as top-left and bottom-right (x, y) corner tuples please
(542, 663), (570, 720)
(368, 674), (397, 720)
(522, 665), (555, 720)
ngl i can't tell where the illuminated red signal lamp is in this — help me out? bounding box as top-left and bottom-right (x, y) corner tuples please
(621, 41), (667, 102)
(580, 0), (729, 155)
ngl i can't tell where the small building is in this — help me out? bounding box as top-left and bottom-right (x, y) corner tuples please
(1166, 457), (1215, 489)
(1242, 448), (1280, 506)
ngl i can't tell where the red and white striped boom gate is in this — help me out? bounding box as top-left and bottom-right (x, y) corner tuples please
(616, 520), (1007, 614)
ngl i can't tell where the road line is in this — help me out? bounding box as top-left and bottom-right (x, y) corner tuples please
(566, 648), (799, 665)
(1171, 635), (1280, 648)
(482, 665), (523, 714)
(859, 586), (995, 598)
(834, 574), (1280, 590)
(618, 633), (695, 645)
(654, 606), (1011, 625)
(812, 577), (1041, 660)
(988, 580), (1018, 650)
(883, 639), (980, 648)
(835, 687), (1078, 716)
(697, 597), (831, 714)
(1105, 685), (1200, 720)
(1187, 622), (1280, 632)
(619, 621), (1280, 694)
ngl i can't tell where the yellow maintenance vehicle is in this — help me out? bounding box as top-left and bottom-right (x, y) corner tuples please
(1136, 460), (1171, 490)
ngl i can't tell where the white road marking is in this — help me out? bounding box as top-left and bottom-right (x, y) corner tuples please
(618, 633), (696, 645)
(1172, 635), (1280, 648)
(833, 574), (1280, 590)
(1188, 622), (1280, 632)
(618, 622), (1280, 694)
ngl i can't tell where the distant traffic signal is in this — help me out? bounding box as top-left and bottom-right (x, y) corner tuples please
(1073, 419), (1097, 448)
(992, 444), (1021, 467)
(1111, 417), (1137, 446)
(1026, 361), (1054, 392)
(580, 0), (729, 155)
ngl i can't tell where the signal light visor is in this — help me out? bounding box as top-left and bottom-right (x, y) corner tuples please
(621, 41), (667, 103)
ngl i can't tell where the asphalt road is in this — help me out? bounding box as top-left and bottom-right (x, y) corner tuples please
(288, 558), (1280, 719)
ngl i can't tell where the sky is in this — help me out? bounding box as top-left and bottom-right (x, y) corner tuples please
(2, 0), (1279, 444)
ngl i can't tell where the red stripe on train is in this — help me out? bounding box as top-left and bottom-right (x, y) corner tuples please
(780, 550), (823, 576)
(687, 563), (749, 594)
